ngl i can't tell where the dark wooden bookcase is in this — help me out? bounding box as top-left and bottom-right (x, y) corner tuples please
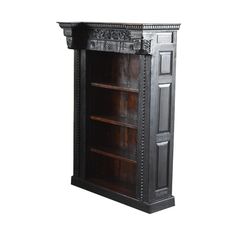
(58, 22), (180, 213)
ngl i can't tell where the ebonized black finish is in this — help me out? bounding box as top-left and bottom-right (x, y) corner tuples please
(58, 22), (180, 213)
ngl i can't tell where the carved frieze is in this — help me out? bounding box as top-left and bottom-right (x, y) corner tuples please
(90, 29), (131, 41)
(87, 39), (151, 54)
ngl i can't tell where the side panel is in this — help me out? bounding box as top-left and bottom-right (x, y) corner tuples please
(148, 31), (177, 202)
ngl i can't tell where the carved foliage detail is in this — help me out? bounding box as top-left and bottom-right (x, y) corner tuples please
(66, 37), (73, 48)
(142, 40), (151, 53)
(91, 29), (131, 41)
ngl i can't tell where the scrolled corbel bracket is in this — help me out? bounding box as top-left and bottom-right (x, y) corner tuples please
(58, 22), (82, 49)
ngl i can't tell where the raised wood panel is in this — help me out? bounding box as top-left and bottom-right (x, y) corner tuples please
(156, 141), (169, 189)
(158, 84), (171, 133)
(157, 33), (173, 43)
(159, 51), (172, 75)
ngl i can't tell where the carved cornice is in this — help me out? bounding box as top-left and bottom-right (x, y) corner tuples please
(58, 22), (180, 53)
(58, 22), (181, 30)
(86, 23), (181, 30)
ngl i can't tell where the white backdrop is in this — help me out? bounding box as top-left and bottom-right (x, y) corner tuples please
(0, 0), (236, 235)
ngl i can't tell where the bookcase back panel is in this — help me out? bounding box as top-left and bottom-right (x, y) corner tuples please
(90, 122), (137, 161)
(87, 51), (140, 89)
(86, 152), (136, 197)
(90, 88), (138, 123)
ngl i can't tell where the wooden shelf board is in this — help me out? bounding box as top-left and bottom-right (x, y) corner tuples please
(90, 115), (137, 129)
(91, 82), (139, 93)
(90, 147), (136, 164)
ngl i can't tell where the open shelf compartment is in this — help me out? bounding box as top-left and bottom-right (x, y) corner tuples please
(86, 152), (137, 197)
(85, 51), (140, 197)
(87, 51), (140, 91)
